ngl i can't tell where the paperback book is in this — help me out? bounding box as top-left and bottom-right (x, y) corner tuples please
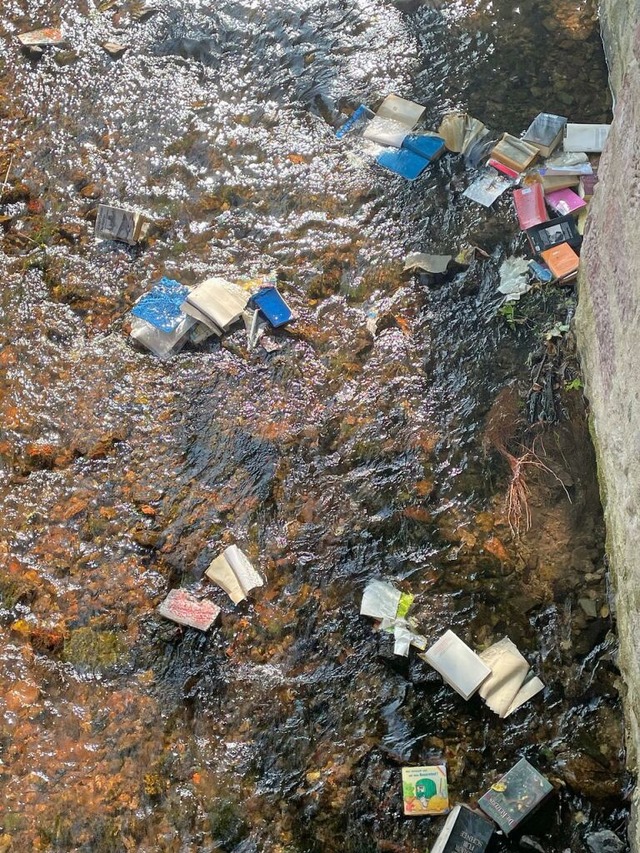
(205, 544), (263, 604)
(478, 758), (553, 835)
(489, 133), (539, 172)
(377, 134), (445, 180)
(563, 123), (611, 153)
(544, 188), (587, 217)
(422, 630), (491, 700)
(401, 765), (449, 816)
(430, 805), (494, 853)
(513, 184), (548, 230)
(525, 214), (581, 254)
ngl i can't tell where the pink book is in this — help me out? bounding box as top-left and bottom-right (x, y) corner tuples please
(513, 184), (548, 230)
(157, 588), (221, 631)
(545, 188), (587, 217)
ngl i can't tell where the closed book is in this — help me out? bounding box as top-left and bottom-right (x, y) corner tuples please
(487, 158), (519, 179)
(95, 203), (145, 245)
(422, 630), (491, 700)
(490, 133), (539, 172)
(526, 215), (581, 254)
(402, 133), (446, 161)
(478, 758), (553, 835)
(157, 589), (220, 631)
(431, 805), (494, 853)
(522, 113), (567, 158)
(402, 765), (449, 816)
(513, 184), (547, 230)
(544, 188), (587, 217)
(540, 243), (580, 282)
(579, 171), (599, 201)
(563, 123), (610, 153)
(531, 172), (580, 192)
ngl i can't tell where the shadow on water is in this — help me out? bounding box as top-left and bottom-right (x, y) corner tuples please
(0, 0), (627, 850)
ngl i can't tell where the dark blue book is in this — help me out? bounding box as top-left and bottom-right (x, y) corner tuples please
(431, 805), (494, 853)
(131, 277), (190, 333)
(252, 286), (293, 328)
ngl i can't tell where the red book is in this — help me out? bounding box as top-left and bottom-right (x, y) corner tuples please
(513, 184), (548, 230)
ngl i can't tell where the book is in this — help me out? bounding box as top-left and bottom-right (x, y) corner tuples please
(522, 113), (567, 158)
(131, 277), (190, 333)
(530, 171), (580, 192)
(540, 242), (580, 283)
(563, 123), (611, 153)
(157, 589), (221, 631)
(335, 104), (375, 139)
(184, 277), (248, 331)
(478, 758), (553, 835)
(463, 169), (513, 207)
(539, 151), (593, 176)
(95, 203), (146, 245)
(205, 544), (263, 604)
(478, 637), (544, 717)
(544, 188), (587, 217)
(364, 94), (426, 147)
(402, 765), (449, 816)
(422, 630), (492, 700)
(251, 285), (293, 327)
(513, 184), (547, 230)
(490, 133), (539, 172)
(129, 314), (195, 359)
(438, 112), (488, 156)
(579, 171), (599, 201)
(430, 805), (494, 853)
(377, 134), (446, 180)
(525, 214), (582, 254)
(487, 158), (520, 179)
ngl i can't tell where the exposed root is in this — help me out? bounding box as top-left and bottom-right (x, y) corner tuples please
(502, 442), (572, 537)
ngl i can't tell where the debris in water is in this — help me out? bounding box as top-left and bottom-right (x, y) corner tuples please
(421, 629), (491, 700)
(477, 636), (544, 717)
(17, 28), (67, 47)
(401, 764), (449, 816)
(158, 588), (221, 631)
(478, 758), (554, 835)
(205, 544), (264, 604)
(95, 203), (148, 245)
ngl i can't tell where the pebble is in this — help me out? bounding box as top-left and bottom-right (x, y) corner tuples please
(585, 829), (626, 853)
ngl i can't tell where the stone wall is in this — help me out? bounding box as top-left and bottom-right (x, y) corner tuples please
(576, 1), (640, 848)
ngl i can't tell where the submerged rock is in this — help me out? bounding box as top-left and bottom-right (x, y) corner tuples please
(585, 830), (627, 853)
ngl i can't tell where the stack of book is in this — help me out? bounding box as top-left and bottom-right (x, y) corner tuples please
(129, 277), (197, 359)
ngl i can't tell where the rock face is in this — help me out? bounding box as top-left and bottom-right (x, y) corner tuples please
(576, 0), (640, 849)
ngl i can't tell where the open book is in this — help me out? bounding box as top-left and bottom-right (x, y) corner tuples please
(205, 544), (263, 604)
(478, 637), (544, 717)
(182, 277), (248, 331)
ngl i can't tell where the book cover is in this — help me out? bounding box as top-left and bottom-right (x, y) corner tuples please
(513, 184), (548, 230)
(526, 214), (581, 254)
(402, 134), (446, 162)
(463, 170), (513, 207)
(431, 805), (494, 853)
(185, 277), (248, 330)
(544, 188), (587, 217)
(478, 758), (553, 835)
(422, 630), (492, 700)
(376, 147), (431, 180)
(490, 133), (539, 172)
(522, 113), (567, 157)
(540, 243), (580, 281)
(95, 203), (144, 245)
(402, 765), (449, 816)
(131, 277), (190, 333)
(563, 123), (611, 153)
(157, 589), (221, 631)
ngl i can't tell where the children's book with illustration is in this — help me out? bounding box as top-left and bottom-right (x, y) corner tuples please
(478, 758), (553, 835)
(430, 804), (495, 853)
(401, 765), (449, 816)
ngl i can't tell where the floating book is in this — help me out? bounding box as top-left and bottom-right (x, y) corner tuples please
(430, 805), (494, 853)
(377, 134), (445, 180)
(129, 313), (195, 359)
(522, 113), (567, 158)
(544, 188), (587, 217)
(251, 285), (293, 327)
(205, 544), (263, 604)
(478, 637), (544, 717)
(487, 158), (520, 179)
(182, 277), (248, 331)
(131, 277), (190, 333)
(478, 758), (553, 835)
(513, 184), (548, 230)
(563, 123), (610, 153)
(530, 171), (580, 192)
(463, 169), (513, 207)
(95, 203), (147, 245)
(490, 133), (539, 173)
(402, 765), (449, 816)
(540, 242), (580, 283)
(422, 630), (491, 700)
(157, 588), (221, 631)
(437, 112), (488, 156)
(18, 28), (66, 47)
(540, 151), (593, 176)
(525, 214), (582, 254)
(364, 94), (426, 147)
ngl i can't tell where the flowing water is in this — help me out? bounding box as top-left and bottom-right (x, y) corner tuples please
(0, 1), (628, 851)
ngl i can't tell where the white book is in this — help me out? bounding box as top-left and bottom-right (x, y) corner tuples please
(180, 300), (223, 335)
(422, 630), (491, 700)
(360, 580), (402, 620)
(205, 544), (263, 604)
(478, 637), (544, 716)
(130, 315), (194, 359)
(376, 94), (425, 125)
(363, 116), (410, 148)
(185, 277), (248, 330)
(563, 123), (610, 153)
(363, 94), (425, 148)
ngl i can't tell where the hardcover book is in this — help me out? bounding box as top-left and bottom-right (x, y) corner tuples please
(205, 544), (263, 604)
(540, 243), (580, 282)
(513, 184), (548, 230)
(544, 188), (587, 217)
(430, 805), (494, 853)
(401, 765), (449, 816)
(377, 134), (446, 180)
(422, 630), (492, 700)
(525, 214), (581, 254)
(563, 123), (611, 153)
(478, 758), (553, 835)
(522, 113), (567, 158)
(489, 133), (539, 173)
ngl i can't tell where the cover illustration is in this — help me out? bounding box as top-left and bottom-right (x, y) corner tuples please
(402, 764), (449, 816)
(478, 757), (553, 834)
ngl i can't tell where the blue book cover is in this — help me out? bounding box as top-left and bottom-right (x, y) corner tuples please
(376, 148), (431, 180)
(402, 134), (445, 161)
(131, 277), (190, 333)
(252, 286), (293, 327)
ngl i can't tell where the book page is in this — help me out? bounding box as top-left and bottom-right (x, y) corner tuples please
(478, 637), (530, 717)
(360, 580), (402, 620)
(205, 553), (246, 603)
(224, 545), (263, 596)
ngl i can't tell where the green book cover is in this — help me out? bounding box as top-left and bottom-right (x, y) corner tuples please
(402, 765), (449, 816)
(478, 757), (553, 834)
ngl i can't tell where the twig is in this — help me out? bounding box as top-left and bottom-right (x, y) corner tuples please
(0, 154), (14, 202)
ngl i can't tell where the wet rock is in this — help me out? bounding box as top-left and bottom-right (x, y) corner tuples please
(79, 183), (102, 200)
(557, 752), (623, 798)
(63, 627), (128, 673)
(520, 837), (547, 852)
(585, 829), (626, 853)
(54, 50), (79, 67)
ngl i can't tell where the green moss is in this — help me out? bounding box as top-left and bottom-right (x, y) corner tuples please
(63, 627), (127, 672)
(208, 799), (248, 848)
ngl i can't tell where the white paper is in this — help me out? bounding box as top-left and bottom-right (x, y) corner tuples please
(403, 253), (453, 274)
(360, 580), (402, 620)
(422, 630), (491, 700)
(185, 277), (248, 330)
(363, 116), (410, 148)
(205, 545), (263, 604)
